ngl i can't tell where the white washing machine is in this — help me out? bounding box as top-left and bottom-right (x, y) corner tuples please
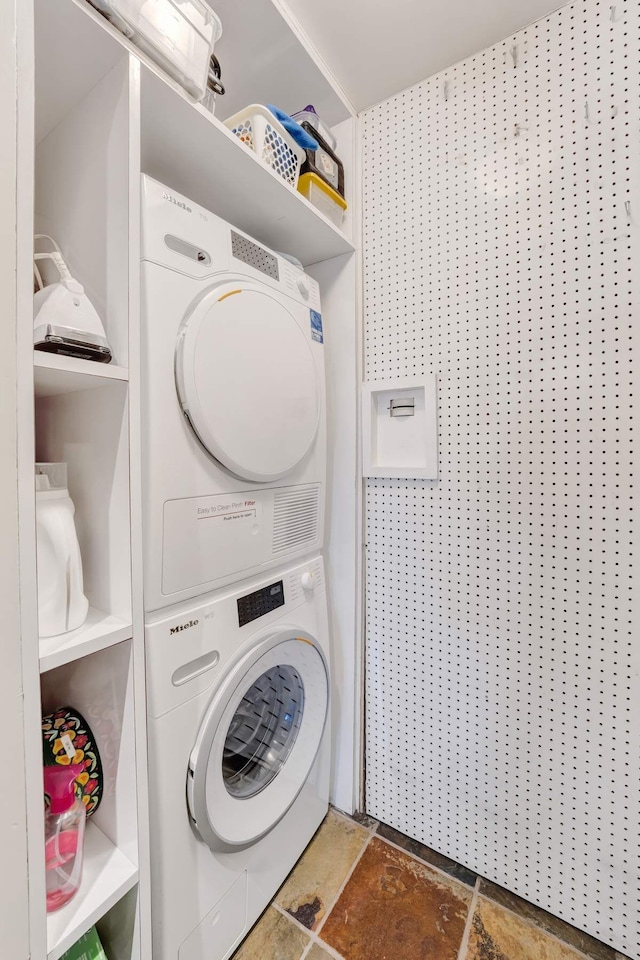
(145, 554), (331, 960)
(140, 175), (326, 613)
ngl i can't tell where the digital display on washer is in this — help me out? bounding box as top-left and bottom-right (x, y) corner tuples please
(237, 581), (285, 627)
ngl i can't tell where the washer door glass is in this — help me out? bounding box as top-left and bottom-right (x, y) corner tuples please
(188, 633), (328, 849)
(223, 664), (305, 799)
(176, 283), (320, 483)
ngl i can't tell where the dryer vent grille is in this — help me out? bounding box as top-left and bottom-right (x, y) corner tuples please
(273, 487), (320, 555)
(231, 231), (279, 280)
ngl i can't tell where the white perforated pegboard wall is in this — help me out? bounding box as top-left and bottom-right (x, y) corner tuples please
(362, 1), (639, 955)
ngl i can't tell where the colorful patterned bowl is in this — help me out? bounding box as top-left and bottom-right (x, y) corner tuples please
(42, 707), (103, 817)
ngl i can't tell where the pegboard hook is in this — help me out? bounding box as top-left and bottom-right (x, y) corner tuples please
(510, 44), (519, 68)
(443, 79), (450, 101)
(609, 4), (616, 21)
(625, 200), (632, 221)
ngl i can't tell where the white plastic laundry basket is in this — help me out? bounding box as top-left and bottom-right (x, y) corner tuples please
(224, 105), (305, 188)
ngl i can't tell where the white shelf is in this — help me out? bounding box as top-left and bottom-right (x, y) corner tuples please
(212, 0), (353, 126)
(34, 353), (128, 397)
(36, 0), (354, 265)
(39, 607), (132, 673)
(35, 0), (124, 144)
(141, 67), (355, 265)
(46, 822), (138, 960)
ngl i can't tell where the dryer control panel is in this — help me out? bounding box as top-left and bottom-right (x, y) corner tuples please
(237, 580), (285, 627)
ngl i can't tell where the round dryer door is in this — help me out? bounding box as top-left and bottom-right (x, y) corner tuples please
(176, 282), (320, 483)
(187, 631), (328, 849)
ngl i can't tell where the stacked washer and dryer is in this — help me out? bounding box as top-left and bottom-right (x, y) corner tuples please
(140, 175), (332, 960)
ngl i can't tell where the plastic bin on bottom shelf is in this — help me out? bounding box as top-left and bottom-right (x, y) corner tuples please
(60, 925), (107, 960)
(298, 172), (347, 227)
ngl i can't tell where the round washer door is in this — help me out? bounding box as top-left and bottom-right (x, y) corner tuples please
(176, 282), (320, 483)
(187, 631), (329, 849)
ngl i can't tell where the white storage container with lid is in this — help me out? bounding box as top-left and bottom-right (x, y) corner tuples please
(89, 0), (222, 100)
(291, 105), (337, 150)
(298, 172), (347, 227)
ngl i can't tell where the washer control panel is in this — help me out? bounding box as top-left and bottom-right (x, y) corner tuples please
(237, 580), (285, 627)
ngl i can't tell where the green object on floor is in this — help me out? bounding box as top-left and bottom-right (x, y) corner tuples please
(60, 926), (107, 960)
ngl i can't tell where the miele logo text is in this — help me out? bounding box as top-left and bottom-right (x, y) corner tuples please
(162, 191), (192, 213)
(170, 619), (199, 635)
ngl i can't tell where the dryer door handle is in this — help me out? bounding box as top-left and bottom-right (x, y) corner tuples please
(172, 650), (220, 687)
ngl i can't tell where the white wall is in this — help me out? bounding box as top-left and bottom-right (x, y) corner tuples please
(362, 1), (640, 956)
(311, 251), (358, 814)
(308, 116), (361, 814)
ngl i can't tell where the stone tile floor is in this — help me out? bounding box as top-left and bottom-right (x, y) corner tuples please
(232, 809), (631, 960)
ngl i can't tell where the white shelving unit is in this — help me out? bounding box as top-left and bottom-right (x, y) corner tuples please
(212, 0), (352, 125)
(39, 609), (132, 674)
(46, 824), (138, 960)
(38, 638), (141, 958)
(37, 0), (356, 263)
(140, 68), (355, 265)
(34, 354), (129, 398)
(7, 0), (360, 957)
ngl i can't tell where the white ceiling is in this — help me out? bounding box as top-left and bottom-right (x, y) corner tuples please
(283, 0), (571, 112)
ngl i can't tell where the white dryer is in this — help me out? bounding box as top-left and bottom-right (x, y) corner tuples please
(145, 555), (330, 960)
(140, 176), (326, 613)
